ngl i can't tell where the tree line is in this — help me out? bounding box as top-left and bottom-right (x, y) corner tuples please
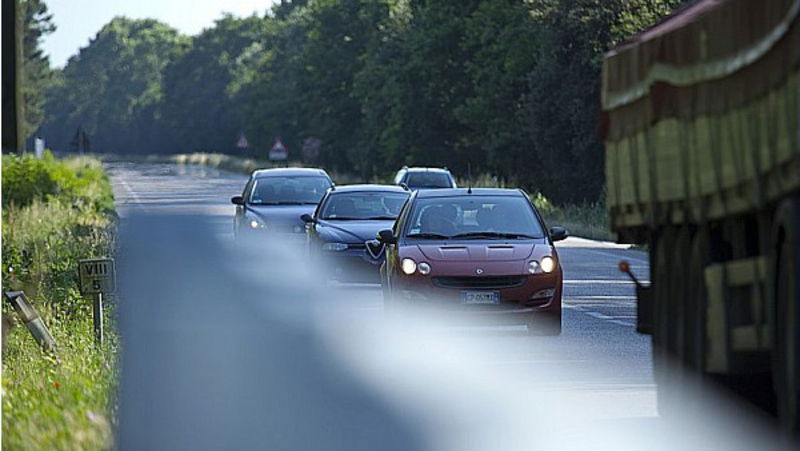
(36, 0), (686, 203)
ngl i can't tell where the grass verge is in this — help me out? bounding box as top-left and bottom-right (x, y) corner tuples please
(540, 202), (613, 242)
(2, 152), (117, 450)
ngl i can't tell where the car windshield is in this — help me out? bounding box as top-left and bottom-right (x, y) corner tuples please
(405, 195), (544, 239)
(248, 176), (331, 205)
(319, 191), (409, 220)
(404, 172), (453, 189)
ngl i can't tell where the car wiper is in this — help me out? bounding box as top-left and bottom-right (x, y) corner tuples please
(320, 217), (361, 220)
(405, 232), (451, 239)
(364, 216), (397, 220)
(450, 232), (538, 239)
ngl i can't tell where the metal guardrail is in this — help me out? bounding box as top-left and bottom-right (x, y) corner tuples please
(3, 291), (57, 352)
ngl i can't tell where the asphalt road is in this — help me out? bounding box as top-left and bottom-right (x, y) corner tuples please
(108, 162), (655, 416)
(110, 162), (791, 451)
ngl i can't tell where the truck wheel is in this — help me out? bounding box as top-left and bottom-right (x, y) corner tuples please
(670, 227), (692, 362)
(772, 199), (800, 435)
(687, 228), (710, 372)
(653, 227), (676, 415)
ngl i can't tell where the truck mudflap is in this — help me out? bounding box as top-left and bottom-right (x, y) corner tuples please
(635, 284), (653, 335)
(619, 260), (652, 334)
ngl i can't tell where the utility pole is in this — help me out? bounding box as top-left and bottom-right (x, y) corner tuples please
(2, 0), (25, 153)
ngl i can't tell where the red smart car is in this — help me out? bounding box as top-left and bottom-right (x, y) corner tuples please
(378, 188), (568, 334)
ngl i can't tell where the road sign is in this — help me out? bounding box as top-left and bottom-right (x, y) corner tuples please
(269, 138), (288, 161)
(236, 133), (249, 149)
(79, 258), (116, 295)
(302, 137), (321, 162)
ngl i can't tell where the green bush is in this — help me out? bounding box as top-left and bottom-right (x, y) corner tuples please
(2, 153), (117, 450)
(1, 153), (59, 208)
(1, 152), (114, 214)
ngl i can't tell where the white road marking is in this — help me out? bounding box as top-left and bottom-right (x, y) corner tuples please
(568, 295), (636, 300)
(580, 247), (649, 265)
(563, 279), (649, 284)
(585, 311), (614, 319)
(118, 177), (143, 206)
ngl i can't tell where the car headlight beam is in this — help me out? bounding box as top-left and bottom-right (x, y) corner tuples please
(249, 219), (265, 229)
(401, 258), (417, 275)
(540, 256), (555, 273)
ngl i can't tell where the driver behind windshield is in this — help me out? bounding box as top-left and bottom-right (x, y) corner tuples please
(408, 196), (544, 238)
(320, 191), (410, 220)
(249, 176), (330, 205)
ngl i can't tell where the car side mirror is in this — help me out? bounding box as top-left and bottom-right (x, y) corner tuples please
(300, 213), (315, 223)
(549, 226), (569, 242)
(377, 229), (396, 244)
(231, 196), (244, 205)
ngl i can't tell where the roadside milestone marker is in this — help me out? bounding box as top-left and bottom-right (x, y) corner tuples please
(79, 258), (115, 345)
(79, 258), (116, 295)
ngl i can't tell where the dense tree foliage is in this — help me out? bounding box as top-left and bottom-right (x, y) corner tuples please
(41, 18), (187, 155)
(161, 15), (267, 154)
(20, 0), (56, 144)
(42, 0), (686, 202)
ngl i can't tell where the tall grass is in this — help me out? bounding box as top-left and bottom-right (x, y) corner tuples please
(543, 202), (612, 242)
(2, 152), (117, 450)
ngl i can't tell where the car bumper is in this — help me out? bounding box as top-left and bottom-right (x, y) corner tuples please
(237, 226), (307, 243)
(389, 272), (562, 322)
(322, 247), (383, 283)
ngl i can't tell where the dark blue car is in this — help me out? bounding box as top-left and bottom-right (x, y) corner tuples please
(231, 168), (333, 240)
(302, 184), (409, 282)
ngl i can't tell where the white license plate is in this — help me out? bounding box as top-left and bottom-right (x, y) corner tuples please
(460, 291), (500, 305)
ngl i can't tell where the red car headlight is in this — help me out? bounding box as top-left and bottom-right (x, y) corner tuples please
(401, 258), (417, 275)
(540, 256), (556, 273)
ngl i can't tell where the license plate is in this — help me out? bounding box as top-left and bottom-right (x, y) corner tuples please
(460, 291), (500, 305)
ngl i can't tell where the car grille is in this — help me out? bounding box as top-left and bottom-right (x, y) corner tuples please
(433, 276), (526, 289)
(271, 223), (304, 233)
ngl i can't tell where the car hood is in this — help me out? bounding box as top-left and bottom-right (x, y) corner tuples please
(316, 219), (395, 243)
(415, 242), (541, 262)
(246, 204), (315, 227)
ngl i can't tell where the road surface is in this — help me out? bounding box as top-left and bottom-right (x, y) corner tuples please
(108, 161), (654, 409)
(109, 162), (785, 451)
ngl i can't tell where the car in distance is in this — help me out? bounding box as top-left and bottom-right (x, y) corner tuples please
(303, 184), (410, 282)
(231, 168), (333, 239)
(378, 188), (568, 334)
(393, 167), (457, 190)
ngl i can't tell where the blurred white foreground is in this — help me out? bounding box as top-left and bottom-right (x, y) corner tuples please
(116, 214), (783, 450)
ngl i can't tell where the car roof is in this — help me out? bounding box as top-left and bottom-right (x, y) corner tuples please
(414, 188), (523, 198)
(252, 167), (329, 178)
(329, 184), (409, 193)
(400, 167), (452, 174)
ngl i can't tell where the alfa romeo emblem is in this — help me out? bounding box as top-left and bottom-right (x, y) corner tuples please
(366, 240), (385, 259)
(476, 268), (484, 275)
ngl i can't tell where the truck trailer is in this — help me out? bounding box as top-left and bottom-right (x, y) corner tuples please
(602, 0), (799, 434)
